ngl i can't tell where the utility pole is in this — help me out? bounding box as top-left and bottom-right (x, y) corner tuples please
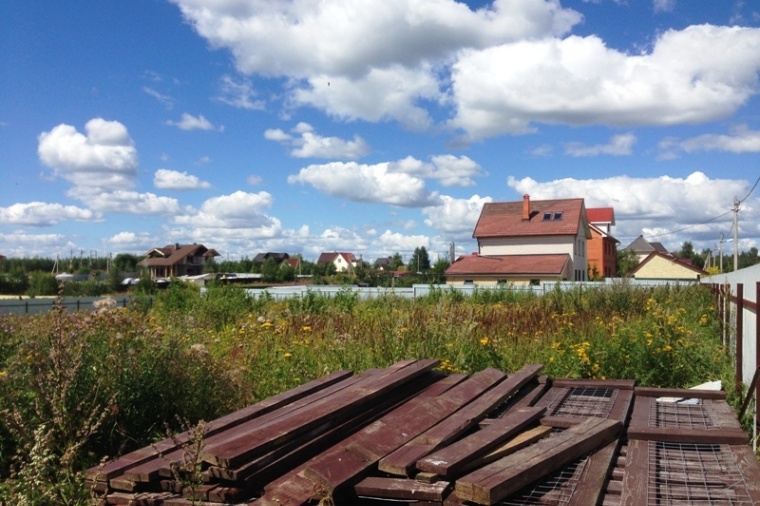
(733, 196), (740, 272)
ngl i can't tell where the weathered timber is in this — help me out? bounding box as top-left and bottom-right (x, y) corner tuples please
(566, 439), (620, 506)
(120, 368), (374, 483)
(85, 368), (354, 483)
(203, 359), (439, 469)
(455, 417), (622, 505)
(378, 364), (543, 477)
(353, 476), (451, 501)
(258, 368), (508, 505)
(416, 407), (545, 478)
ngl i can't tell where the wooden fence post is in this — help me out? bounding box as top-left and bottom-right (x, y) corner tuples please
(736, 284), (743, 399)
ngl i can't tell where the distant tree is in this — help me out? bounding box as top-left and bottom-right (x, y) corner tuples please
(113, 253), (141, 273)
(676, 241), (704, 269)
(27, 271), (59, 296)
(388, 253), (404, 271)
(739, 247), (759, 270)
(409, 247), (431, 273)
(261, 258), (280, 282)
(616, 249), (638, 277)
(430, 258), (451, 283)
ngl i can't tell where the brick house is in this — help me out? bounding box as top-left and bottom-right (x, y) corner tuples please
(138, 243), (220, 280)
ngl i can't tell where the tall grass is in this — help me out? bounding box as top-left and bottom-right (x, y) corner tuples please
(0, 282), (731, 504)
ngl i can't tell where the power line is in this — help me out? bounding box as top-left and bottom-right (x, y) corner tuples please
(643, 209), (733, 240)
(738, 174), (760, 203)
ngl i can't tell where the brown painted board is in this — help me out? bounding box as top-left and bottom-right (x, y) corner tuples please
(634, 386), (725, 399)
(354, 476), (450, 501)
(455, 417), (622, 505)
(566, 439), (619, 506)
(259, 368), (508, 505)
(378, 364), (542, 476)
(120, 368), (374, 483)
(203, 359), (439, 469)
(416, 407), (545, 478)
(627, 395), (748, 444)
(552, 378), (635, 390)
(85, 368), (354, 482)
(502, 375), (550, 411)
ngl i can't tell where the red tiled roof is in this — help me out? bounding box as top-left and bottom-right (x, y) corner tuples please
(473, 197), (587, 239)
(586, 207), (615, 225)
(139, 244), (216, 267)
(445, 254), (570, 276)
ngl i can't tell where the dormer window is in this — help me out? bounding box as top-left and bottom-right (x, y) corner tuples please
(554, 211), (563, 220)
(543, 212), (552, 221)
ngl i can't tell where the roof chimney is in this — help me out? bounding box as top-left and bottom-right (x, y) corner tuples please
(522, 194), (530, 220)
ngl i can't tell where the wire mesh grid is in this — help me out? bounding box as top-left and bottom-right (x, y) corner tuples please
(652, 399), (713, 429)
(552, 387), (616, 418)
(646, 441), (753, 505)
(499, 456), (589, 505)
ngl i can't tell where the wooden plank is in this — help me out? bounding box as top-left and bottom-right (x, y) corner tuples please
(552, 378), (635, 390)
(504, 375), (549, 411)
(354, 476), (450, 501)
(378, 364), (542, 476)
(634, 386), (725, 399)
(121, 368), (374, 483)
(416, 407), (545, 478)
(258, 368), (508, 505)
(85, 368), (355, 482)
(203, 359), (439, 469)
(627, 426), (749, 444)
(567, 439), (619, 506)
(455, 417), (622, 505)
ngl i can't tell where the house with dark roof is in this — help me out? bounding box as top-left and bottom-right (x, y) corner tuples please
(138, 243), (220, 280)
(629, 251), (708, 281)
(445, 195), (592, 286)
(587, 207), (619, 279)
(317, 252), (357, 273)
(625, 235), (669, 263)
(253, 252), (290, 266)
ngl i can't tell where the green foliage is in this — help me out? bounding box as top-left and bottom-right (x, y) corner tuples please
(26, 272), (59, 297)
(616, 249), (639, 277)
(409, 247), (431, 273)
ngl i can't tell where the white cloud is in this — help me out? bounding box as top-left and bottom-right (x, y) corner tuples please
(287, 161), (440, 207)
(388, 155), (485, 187)
(0, 202), (102, 226)
(653, 0), (676, 13)
(373, 230), (430, 257)
(564, 133), (636, 157)
(154, 168), (212, 190)
(266, 122), (370, 160)
(38, 118), (138, 191)
(450, 25), (760, 140)
(0, 231), (72, 258)
(216, 74), (265, 110)
(104, 231), (158, 252)
(171, 0), (581, 129)
(507, 172), (752, 250)
(423, 194), (492, 238)
(247, 175), (263, 185)
(166, 113), (222, 131)
(174, 191), (281, 236)
(659, 125), (760, 158)
(80, 190), (182, 215)
(142, 86), (175, 108)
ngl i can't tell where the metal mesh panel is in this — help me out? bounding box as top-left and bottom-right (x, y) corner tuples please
(553, 387), (616, 418)
(499, 456), (588, 505)
(652, 399), (713, 430)
(647, 441), (753, 505)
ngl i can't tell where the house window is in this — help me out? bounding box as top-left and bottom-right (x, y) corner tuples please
(464, 280), (474, 285)
(543, 212), (552, 221)
(530, 279), (540, 286)
(554, 211), (563, 220)
(497, 279), (507, 285)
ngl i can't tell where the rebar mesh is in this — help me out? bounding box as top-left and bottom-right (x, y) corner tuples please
(646, 441), (753, 505)
(499, 456), (588, 505)
(652, 399), (713, 429)
(552, 387), (616, 419)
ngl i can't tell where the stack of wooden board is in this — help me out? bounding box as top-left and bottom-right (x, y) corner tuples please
(85, 360), (760, 505)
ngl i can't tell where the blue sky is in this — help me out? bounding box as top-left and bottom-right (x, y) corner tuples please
(1, 0), (759, 265)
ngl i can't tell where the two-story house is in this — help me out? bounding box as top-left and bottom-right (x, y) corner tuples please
(317, 252), (357, 273)
(445, 195), (591, 286)
(138, 243), (220, 280)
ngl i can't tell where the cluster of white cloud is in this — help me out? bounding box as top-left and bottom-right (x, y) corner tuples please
(169, 0), (760, 142)
(265, 123), (371, 160)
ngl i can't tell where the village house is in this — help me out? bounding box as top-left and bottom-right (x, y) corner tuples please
(317, 252), (357, 273)
(629, 250), (708, 282)
(252, 252), (290, 266)
(138, 243), (219, 280)
(445, 195), (592, 286)
(625, 235), (669, 263)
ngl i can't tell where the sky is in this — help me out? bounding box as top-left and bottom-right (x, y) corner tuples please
(1, 0), (759, 266)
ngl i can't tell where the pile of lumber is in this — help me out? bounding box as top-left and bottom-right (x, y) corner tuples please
(86, 359), (760, 505)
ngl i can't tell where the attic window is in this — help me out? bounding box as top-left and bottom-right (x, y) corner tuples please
(543, 211), (563, 221)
